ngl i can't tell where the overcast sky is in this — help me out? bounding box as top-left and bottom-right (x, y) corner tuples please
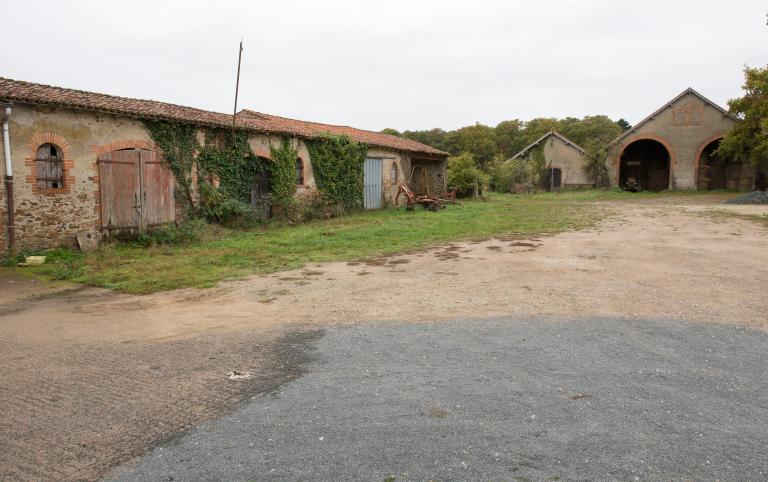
(2, 1), (766, 131)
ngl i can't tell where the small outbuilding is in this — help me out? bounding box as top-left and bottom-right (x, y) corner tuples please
(512, 130), (593, 190)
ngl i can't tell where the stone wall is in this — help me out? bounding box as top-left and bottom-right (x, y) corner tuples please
(1, 103), (438, 253)
(2, 103), (154, 251)
(366, 148), (407, 206)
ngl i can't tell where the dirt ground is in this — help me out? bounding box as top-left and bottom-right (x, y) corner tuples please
(1, 194), (767, 481)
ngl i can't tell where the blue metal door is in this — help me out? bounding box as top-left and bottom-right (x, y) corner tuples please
(364, 158), (382, 209)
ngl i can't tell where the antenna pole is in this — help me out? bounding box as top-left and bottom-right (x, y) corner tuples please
(232, 40), (243, 139)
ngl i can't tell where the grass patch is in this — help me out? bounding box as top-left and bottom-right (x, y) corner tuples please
(9, 190), (726, 294)
(699, 209), (768, 229)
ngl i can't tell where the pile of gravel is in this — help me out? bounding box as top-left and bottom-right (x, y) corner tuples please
(725, 191), (768, 204)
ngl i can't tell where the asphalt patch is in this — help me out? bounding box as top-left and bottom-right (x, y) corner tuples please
(111, 318), (768, 481)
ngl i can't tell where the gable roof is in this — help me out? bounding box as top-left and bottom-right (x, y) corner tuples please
(511, 130), (585, 160)
(0, 77), (447, 157)
(608, 87), (737, 147)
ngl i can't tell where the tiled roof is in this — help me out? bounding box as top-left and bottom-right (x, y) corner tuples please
(237, 110), (447, 157)
(0, 77), (447, 157)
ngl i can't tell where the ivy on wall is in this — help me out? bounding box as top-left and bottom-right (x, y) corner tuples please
(144, 123), (370, 223)
(306, 134), (368, 212)
(268, 138), (299, 217)
(143, 121), (198, 211)
(144, 121), (257, 222)
(196, 129), (260, 203)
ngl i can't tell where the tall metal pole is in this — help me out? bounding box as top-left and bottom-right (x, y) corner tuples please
(232, 40), (243, 139)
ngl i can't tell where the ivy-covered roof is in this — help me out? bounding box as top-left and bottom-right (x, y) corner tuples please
(0, 77), (447, 157)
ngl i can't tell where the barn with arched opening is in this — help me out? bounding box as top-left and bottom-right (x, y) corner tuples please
(606, 88), (758, 191)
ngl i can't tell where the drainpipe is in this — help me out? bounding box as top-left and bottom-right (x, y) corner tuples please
(2, 103), (14, 253)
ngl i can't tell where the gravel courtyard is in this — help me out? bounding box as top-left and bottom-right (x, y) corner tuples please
(1, 194), (766, 480)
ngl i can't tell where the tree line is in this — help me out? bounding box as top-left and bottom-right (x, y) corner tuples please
(383, 115), (630, 172)
(383, 115), (631, 194)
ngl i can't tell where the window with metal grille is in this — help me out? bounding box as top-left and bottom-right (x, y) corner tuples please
(36, 143), (64, 189)
(390, 163), (398, 184)
(295, 158), (304, 185)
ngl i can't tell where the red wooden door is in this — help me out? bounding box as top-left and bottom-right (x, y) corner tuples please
(98, 149), (175, 233)
(140, 149), (175, 229)
(98, 149), (141, 230)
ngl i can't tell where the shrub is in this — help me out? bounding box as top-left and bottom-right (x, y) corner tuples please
(493, 157), (533, 193)
(132, 219), (211, 247)
(151, 219), (209, 245)
(583, 140), (611, 188)
(274, 187), (342, 222)
(447, 152), (489, 197)
(198, 181), (255, 224)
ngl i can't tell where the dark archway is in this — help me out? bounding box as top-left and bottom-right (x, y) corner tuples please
(696, 138), (747, 190)
(619, 139), (670, 191)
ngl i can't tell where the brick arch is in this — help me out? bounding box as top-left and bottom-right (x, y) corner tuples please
(693, 133), (727, 173)
(27, 132), (72, 158)
(615, 135), (677, 190)
(25, 132), (74, 194)
(90, 139), (157, 157)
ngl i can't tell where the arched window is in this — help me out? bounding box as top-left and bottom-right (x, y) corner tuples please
(36, 143), (64, 189)
(390, 163), (398, 184)
(295, 158), (304, 185)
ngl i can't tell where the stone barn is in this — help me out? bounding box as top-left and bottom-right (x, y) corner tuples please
(607, 87), (763, 191)
(512, 131), (593, 190)
(0, 78), (447, 253)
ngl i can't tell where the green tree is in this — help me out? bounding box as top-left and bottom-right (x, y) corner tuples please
(519, 118), (561, 146)
(559, 115), (623, 147)
(447, 152), (489, 197)
(401, 128), (449, 152)
(494, 119), (526, 158)
(444, 123), (499, 171)
(616, 118), (632, 131)
(380, 128), (401, 136)
(716, 65), (768, 166)
(582, 139), (611, 187)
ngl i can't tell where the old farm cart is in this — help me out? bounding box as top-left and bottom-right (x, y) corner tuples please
(97, 148), (175, 234)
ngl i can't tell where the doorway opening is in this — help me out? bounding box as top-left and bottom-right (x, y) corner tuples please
(619, 139), (670, 191)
